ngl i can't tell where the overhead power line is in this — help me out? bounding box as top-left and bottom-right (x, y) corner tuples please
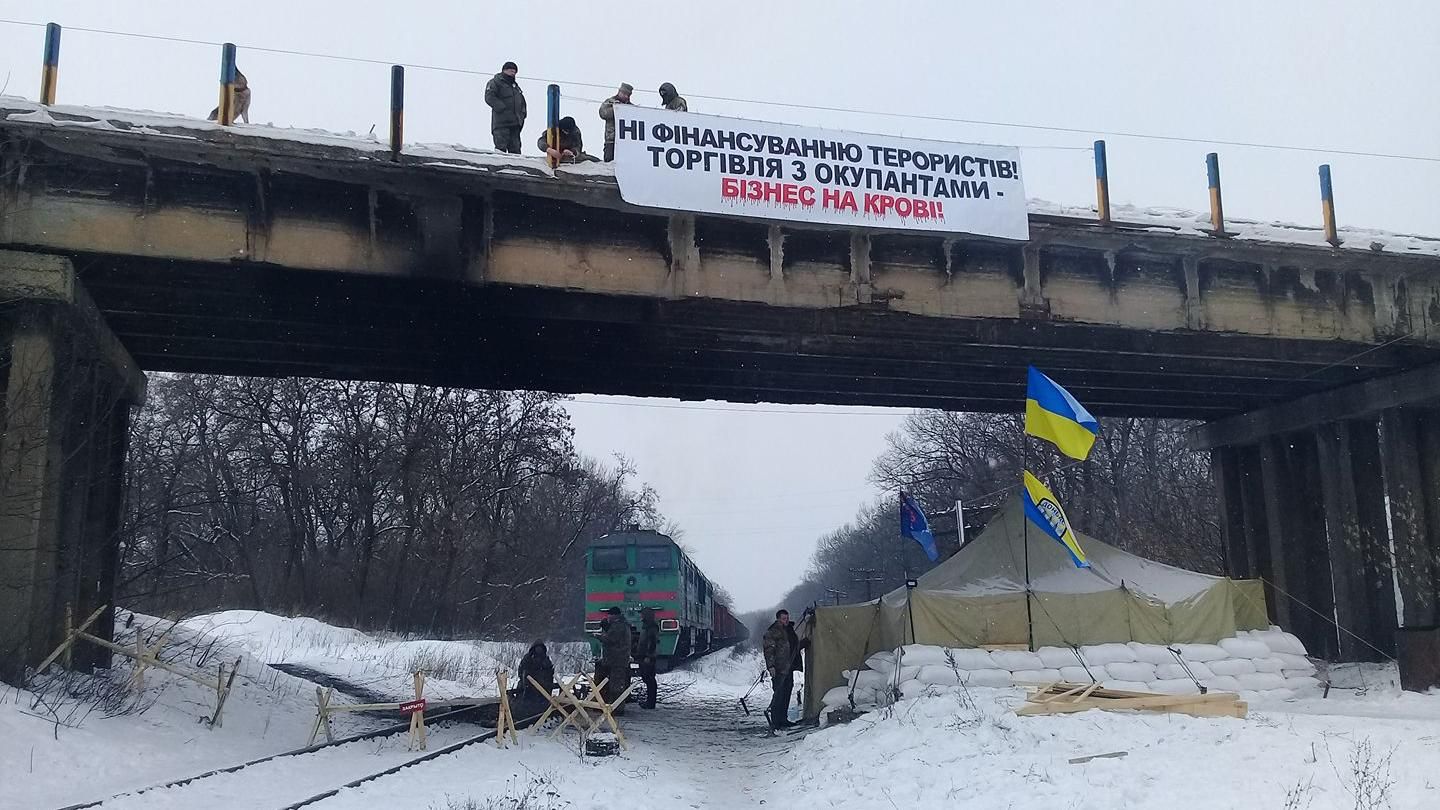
(3, 18), (1439, 164)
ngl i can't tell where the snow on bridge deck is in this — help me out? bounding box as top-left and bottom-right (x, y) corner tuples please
(4, 95), (1437, 258)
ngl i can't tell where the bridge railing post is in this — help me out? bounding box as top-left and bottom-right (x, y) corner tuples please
(40, 22), (61, 105)
(1206, 152), (1226, 237)
(1319, 164), (1341, 247)
(545, 84), (560, 169)
(1093, 140), (1111, 227)
(217, 43), (238, 126)
(390, 65), (405, 161)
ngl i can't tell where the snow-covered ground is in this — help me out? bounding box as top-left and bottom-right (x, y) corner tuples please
(180, 610), (592, 703)
(5, 611), (1439, 809)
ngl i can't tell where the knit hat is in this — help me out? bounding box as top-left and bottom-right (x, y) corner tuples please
(502, 61), (518, 72)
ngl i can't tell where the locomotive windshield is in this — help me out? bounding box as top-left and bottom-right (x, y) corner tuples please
(636, 547), (672, 570)
(591, 546), (628, 572)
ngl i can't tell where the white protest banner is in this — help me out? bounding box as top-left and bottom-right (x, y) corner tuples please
(613, 107), (1028, 240)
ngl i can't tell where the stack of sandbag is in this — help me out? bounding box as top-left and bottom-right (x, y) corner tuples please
(819, 626), (1320, 714)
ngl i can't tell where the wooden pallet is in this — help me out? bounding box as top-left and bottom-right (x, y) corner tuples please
(1017, 682), (1247, 719)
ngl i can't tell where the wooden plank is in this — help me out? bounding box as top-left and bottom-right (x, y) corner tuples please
(34, 604), (106, 676)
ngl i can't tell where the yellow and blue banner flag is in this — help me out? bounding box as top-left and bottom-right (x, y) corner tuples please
(1021, 471), (1089, 568)
(1024, 366), (1099, 461)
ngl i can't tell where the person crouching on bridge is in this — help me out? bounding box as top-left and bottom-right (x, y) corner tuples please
(637, 607), (660, 710)
(763, 609), (801, 731)
(537, 117), (598, 163)
(517, 640), (555, 709)
(484, 61), (527, 154)
(598, 82), (633, 162)
(598, 606), (633, 713)
(658, 82), (688, 112)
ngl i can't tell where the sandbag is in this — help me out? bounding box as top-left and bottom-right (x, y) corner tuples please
(1251, 657), (1285, 674)
(1218, 638), (1272, 659)
(1273, 653), (1314, 673)
(851, 670), (891, 690)
(962, 669), (1013, 688)
(943, 647), (999, 671)
(989, 650), (1045, 671)
(1284, 675), (1321, 693)
(897, 645), (951, 667)
(1104, 662), (1158, 683)
(1102, 680), (1149, 692)
(1201, 675), (1242, 692)
(1250, 629), (1308, 657)
(1127, 643), (1179, 665)
(1155, 662), (1213, 681)
(898, 679), (928, 699)
(896, 665), (922, 683)
(1036, 646), (1083, 669)
(865, 652), (896, 672)
(1150, 678), (1201, 695)
(916, 665), (962, 686)
(1082, 643), (1138, 665)
(1174, 643), (1229, 662)
(1012, 669), (1063, 684)
(1060, 665), (1105, 683)
(1206, 658), (1257, 677)
(1235, 672), (1287, 691)
(822, 686), (854, 707)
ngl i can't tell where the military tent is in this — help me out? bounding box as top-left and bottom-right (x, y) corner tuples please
(804, 497), (1269, 718)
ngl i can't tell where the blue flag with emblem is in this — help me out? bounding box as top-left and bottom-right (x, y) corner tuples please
(899, 492), (939, 562)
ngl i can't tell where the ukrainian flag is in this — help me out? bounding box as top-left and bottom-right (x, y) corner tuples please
(1022, 471), (1089, 568)
(1024, 367), (1099, 461)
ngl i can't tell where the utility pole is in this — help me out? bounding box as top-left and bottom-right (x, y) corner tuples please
(848, 567), (884, 602)
(824, 588), (847, 606)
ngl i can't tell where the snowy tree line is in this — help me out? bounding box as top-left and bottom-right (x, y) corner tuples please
(774, 412), (1219, 614)
(119, 375), (658, 639)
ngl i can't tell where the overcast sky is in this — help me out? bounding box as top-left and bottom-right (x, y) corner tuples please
(4, 1), (1437, 611)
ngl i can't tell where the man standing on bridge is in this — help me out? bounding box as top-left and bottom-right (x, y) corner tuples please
(763, 609), (800, 731)
(637, 606), (660, 709)
(597, 82), (633, 162)
(484, 61), (527, 154)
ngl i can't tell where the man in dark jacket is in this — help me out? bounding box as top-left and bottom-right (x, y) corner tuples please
(484, 61), (526, 154)
(636, 607), (660, 709)
(597, 606), (632, 712)
(658, 82), (688, 112)
(762, 609), (801, 730)
(517, 640), (555, 699)
(536, 116), (597, 163)
(597, 82), (633, 161)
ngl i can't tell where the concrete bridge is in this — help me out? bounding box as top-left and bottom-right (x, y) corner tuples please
(3, 100), (1440, 684)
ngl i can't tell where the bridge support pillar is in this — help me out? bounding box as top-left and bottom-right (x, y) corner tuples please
(0, 250), (145, 684)
(1194, 375), (1440, 680)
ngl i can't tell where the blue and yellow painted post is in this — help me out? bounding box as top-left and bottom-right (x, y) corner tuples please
(1319, 164), (1341, 247)
(1206, 152), (1226, 236)
(217, 43), (238, 126)
(40, 23), (61, 105)
(1093, 140), (1111, 226)
(545, 84), (561, 168)
(390, 65), (405, 161)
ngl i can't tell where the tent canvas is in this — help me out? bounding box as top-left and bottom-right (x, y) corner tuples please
(804, 497), (1268, 718)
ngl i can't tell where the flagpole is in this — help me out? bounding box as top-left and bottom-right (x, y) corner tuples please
(1022, 419), (1035, 652)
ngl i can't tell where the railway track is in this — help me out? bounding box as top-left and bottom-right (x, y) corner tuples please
(52, 704), (490, 810)
(278, 707), (546, 810)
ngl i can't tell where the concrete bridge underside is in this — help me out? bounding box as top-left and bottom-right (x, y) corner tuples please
(3, 106), (1440, 685)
